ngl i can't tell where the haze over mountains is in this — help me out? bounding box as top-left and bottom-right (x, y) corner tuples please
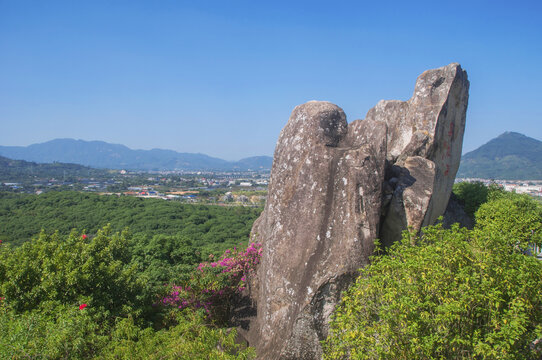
(1, 133), (541, 179)
(0, 139), (273, 171)
(457, 132), (542, 180)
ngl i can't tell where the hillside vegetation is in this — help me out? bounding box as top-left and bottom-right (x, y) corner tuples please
(0, 155), (112, 182)
(0, 226), (258, 359)
(0, 185), (541, 358)
(325, 186), (542, 359)
(0, 192), (262, 358)
(0, 191), (261, 255)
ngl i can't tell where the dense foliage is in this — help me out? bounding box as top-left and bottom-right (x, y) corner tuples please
(0, 226), (146, 316)
(324, 190), (542, 359)
(0, 190), (262, 358)
(452, 181), (491, 218)
(0, 191), (261, 255)
(161, 243), (262, 324)
(129, 233), (201, 289)
(2, 176), (540, 358)
(0, 227), (258, 359)
(477, 191), (542, 249)
(98, 310), (255, 359)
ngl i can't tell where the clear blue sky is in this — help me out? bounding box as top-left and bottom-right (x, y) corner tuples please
(1, 0), (541, 160)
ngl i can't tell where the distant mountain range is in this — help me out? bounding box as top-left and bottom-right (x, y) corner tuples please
(3, 133), (540, 178)
(457, 132), (542, 180)
(0, 139), (273, 171)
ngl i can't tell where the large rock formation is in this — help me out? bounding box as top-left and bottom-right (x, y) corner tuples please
(246, 63), (469, 359)
(376, 63), (470, 246)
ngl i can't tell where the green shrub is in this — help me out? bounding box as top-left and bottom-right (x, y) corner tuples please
(100, 310), (256, 359)
(325, 207), (542, 359)
(452, 181), (489, 218)
(130, 233), (201, 290)
(475, 192), (542, 250)
(0, 302), (108, 359)
(0, 225), (148, 318)
(0, 225), (256, 359)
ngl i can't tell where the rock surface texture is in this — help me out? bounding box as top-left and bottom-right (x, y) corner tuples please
(246, 63), (469, 359)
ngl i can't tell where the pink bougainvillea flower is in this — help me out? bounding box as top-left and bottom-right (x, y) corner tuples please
(160, 242), (262, 318)
(79, 303), (88, 310)
(81, 234), (88, 240)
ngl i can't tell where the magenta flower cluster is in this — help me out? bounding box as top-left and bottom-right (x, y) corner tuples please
(161, 285), (215, 313)
(161, 243), (262, 319)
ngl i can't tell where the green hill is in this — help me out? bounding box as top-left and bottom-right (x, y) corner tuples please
(457, 132), (542, 180)
(0, 155), (112, 182)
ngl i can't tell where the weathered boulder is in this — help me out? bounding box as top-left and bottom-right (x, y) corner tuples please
(379, 156), (436, 247)
(246, 64), (469, 359)
(248, 101), (387, 359)
(374, 63), (470, 245)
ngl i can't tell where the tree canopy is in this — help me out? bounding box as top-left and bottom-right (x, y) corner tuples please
(0, 191), (261, 256)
